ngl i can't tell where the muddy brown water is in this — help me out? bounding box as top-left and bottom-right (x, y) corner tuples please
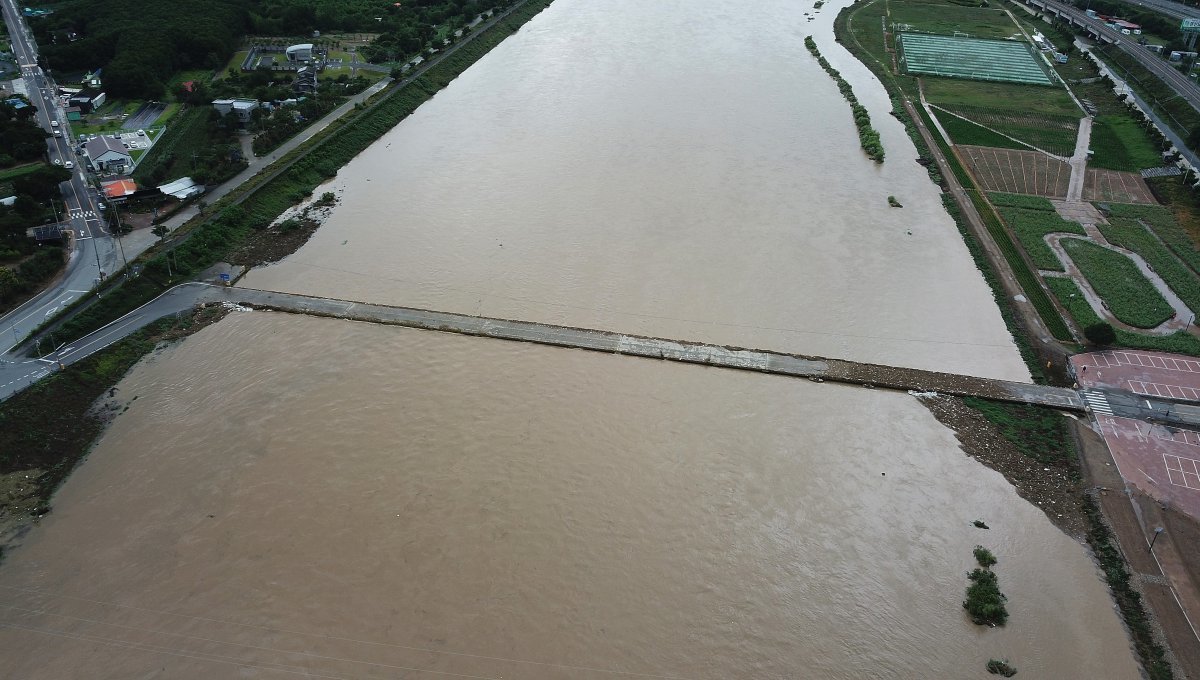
(1, 314), (1138, 678)
(0, 0), (1140, 676)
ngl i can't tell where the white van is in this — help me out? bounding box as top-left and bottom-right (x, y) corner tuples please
(50, 120), (58, 128)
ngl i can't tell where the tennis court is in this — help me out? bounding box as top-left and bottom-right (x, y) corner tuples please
(899, 33), (1055, 85)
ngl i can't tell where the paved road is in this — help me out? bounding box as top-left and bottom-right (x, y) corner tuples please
(1126, 0), (1200, 21)
(0, 0), (120, 354)
(1032, 0), (1200, 114)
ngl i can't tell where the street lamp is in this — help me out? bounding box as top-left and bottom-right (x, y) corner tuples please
(1149, 526), (1165, 553)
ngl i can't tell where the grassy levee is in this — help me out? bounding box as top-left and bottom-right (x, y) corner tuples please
(997, 206), (1086, 271)
(44, 0), (558, 347)
(1046, 276), (1200, 354)
(1098, 217), (1200, 314)
(965, 189), (1075, 341)
(963, 396), (1078, 475)
(1062, 238), (1174, 328)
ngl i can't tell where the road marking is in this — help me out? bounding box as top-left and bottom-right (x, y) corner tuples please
(1129, 380), (1200, 400)
(1164, 454), (1200, 490)
(1083, 389), (1114, 416)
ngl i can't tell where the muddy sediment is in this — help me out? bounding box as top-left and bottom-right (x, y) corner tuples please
(0, 305), (230, 555)
(919, 394), (1087, 537)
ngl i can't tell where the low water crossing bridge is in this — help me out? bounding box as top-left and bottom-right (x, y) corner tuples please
(227, 288), (1084, 411)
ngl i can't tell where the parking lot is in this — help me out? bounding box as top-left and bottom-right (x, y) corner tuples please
(122, 102), (166, 131)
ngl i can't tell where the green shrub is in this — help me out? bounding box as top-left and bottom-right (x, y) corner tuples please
(964, 567), (1008, 626)
(805, 37), (884, 162)
(973, 545), (998, 568)
(987, 659), (1018, 676)
(1084, 322), (1117, 346)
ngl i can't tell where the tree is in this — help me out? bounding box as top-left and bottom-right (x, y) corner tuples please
(152, 224), (169, 241)
(1084, 322), (1117, 346)
(13, 166), (70, 201)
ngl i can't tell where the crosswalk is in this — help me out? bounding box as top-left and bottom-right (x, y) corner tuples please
(1082, 389), (1114, 416)
(68, 209), (96, 219)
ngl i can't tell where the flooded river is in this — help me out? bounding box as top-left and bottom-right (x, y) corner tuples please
(1, 313), (1137, 678)
(242, 0), (1026, 379)
(0, 0), (1141, 676)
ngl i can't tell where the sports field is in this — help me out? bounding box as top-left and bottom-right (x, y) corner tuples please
(900, 33), (1054, 85)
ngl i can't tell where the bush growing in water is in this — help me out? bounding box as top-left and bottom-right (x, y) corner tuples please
(987, 659), (1018, 676)
(964, 568), (1008, 626)
(973, 546), (998, 568)
(804, 37), (884, 162)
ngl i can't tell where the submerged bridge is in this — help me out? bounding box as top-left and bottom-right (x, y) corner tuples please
(3, 283), (1085, 409)
(225, 287), (1084, 411)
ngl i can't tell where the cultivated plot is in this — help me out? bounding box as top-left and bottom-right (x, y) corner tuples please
(959, 145), (1070, 197)
(1084, 168), (1157, 205)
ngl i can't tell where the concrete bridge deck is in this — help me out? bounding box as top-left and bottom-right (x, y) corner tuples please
(228, 288), (1084, 411)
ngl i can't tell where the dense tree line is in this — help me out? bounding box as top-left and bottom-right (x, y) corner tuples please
(0, 99), (49, 167)
(32, 0), (249, 99)
(28, 0), (504, 99)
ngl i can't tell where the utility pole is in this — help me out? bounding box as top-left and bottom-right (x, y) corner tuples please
(110, 198), (128, 269)
(1149, 526), (1165, 553)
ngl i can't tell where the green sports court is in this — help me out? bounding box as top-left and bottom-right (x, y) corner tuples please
(898, 33), (1056, 85)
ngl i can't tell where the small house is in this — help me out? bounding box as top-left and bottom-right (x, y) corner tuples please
(68, 88), (105, 113)
(83, 135), (132, 174)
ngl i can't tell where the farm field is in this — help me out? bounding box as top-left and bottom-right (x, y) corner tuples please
(1104, 201), (1200, 274)
(997, 205), (1086, 270)
(1097, 217), (1200, 314)
(935, 104), (1077, 156)
(889, 0), (1022, 40)
(1089, 115), (1164, 173)
(1047, 276), (1200, 354)
(923, 77), (1080, 117)
(1062, 237), (1174, 328)
(959, 145), (1071, 197)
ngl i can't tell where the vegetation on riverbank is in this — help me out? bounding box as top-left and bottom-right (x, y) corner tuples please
(1082, 495), (1176, 680)
(804, 37), (884, 162)
(0, 306), (228, 556)
(37, 0), (557, 348)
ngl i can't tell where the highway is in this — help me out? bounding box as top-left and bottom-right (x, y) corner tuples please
(1032, 0), (1200, 114)
(0, 0), (118, 356)
(1127, 0), (1200, 21)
